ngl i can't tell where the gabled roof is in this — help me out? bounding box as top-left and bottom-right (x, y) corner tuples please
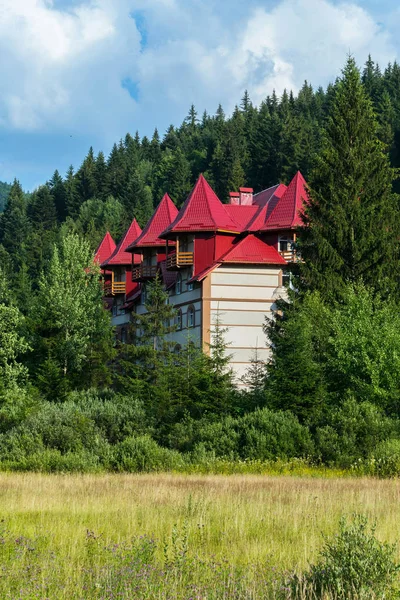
(263, 172), (307, 230)
(189, 234), (286, 283)
(126, 194), (178, 251)
(161, 174), (240, 236)
(94, 232), (116, 265)
(101, 219), (142, 267)
(218, 234), (286, 265)
(247, 184), (287, 231)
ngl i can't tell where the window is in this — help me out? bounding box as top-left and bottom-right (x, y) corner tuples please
(175, 273), (182, 295)
(187, 306), (195, 328)
(142, 283), (147, 304)
(187, 281), (194, 292)
(121, 327), (127, 343)
(176, 309), (183, 330)
(174, 344), (182, 354)
(112, 303), (117, 317)
(282, 269), (291, 288)
(278, 237), (293, 253)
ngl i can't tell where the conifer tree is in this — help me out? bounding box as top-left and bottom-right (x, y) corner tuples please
(48, 170), (67, 221)
(299, 57), (400, 299)
(0, 179), (30, 271)
(65, 165), (81, 219)
(76, 147), (97, 202)
(94, 151), (110, 201)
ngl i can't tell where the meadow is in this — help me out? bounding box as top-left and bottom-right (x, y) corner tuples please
(1, 473), (400, 598)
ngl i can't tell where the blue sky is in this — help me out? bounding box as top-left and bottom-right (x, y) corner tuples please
(0, 0), (399, 190)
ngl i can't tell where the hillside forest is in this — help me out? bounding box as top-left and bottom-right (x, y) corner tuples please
(1, 56), (400, 474)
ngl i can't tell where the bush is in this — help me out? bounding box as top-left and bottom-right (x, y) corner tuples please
(288, 515), (399, 598)
(169, 408), (313, 461)
(68, 389), (151, 443)
(315, 398), (397, 467)
(112, 435), (186, 472)
(1, 448), (104, 473)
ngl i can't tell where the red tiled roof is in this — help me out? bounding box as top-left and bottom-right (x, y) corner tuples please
(94, 232), (116, 265)
(126, 194), (178, 250)
(248, 185), (287, 231)
(263, 172), (307, 230)
(224, 205), (259, 231)
(218, 234), (286, 265)
(161, 174), (240, 236)
(101, 219), (142, 267)
(189, 234), (286, 282)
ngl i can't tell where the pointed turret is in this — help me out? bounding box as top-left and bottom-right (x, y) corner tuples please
(101, 219), (142, 267)
(94, 231), (116, 265)
(263, 172), (308, 231)
(161, 174), (240, 236)
(126, 194), (178, 250)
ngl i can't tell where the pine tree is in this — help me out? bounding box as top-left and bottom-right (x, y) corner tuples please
(48, 170), (67, 221)
(124, 169), (153, 226)
(94, 151), (110, 201)
(28, 186), (57, 230)
(298, 57), (400, 299)
(0, 179), (30, 272)
(65, 165), (81, 219)
(76, 147), (97, 202)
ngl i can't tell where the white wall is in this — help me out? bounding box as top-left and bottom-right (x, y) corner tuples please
(210, 264), (283, 386)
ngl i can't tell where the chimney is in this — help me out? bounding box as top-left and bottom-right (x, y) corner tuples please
(239, 187), (254, 206)
(229, 191), (240, 205)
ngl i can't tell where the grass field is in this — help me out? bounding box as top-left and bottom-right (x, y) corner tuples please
(1, 473), (400, 598)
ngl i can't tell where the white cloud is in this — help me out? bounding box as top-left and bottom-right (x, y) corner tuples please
(0, 0), (397, 140)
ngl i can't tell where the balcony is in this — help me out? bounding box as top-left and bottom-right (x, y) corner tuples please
(132, 265), (157, 281)
(279, 250), (301, 263)
(166, 251), (194, 270)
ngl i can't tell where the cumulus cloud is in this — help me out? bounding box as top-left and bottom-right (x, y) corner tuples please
(0, 0), (397, 147)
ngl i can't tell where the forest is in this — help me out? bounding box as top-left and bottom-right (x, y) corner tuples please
(0, 55), (400, 475)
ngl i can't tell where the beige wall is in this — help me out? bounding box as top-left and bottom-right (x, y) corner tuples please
(209, 264), (282, 386)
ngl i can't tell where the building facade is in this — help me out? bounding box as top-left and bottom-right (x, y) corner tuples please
(97, 171), (306, 383)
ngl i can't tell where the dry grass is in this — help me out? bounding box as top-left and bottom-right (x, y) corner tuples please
(1, 473), (400, 597)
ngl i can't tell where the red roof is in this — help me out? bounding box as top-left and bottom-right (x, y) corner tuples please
(162, 174), (240, 236)
(218, 234), (286, 265)
(101, 219), (142, 267)
(247, 185), (287, 231)
(263, 172), (307, 230)
(225, 205), (259, 231)
(126, 194), (178, 251)
(94, 232), (116, 265)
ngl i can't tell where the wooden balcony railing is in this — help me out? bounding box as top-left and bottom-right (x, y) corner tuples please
(111, 281), (126, 295)
(132, 265), (157, 281)
(279, 250), (296, 262)
(166, 251), (194, 270)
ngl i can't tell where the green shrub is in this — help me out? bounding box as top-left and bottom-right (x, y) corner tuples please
(170, 408), (313, 461)
(315, 399), (397, 467)
(7, 448), (104, 473)
(238, 408), (314, 460)
(112, 435), (186, 472)
(288, 515), (399, 598)
(68, 389), (151, 443)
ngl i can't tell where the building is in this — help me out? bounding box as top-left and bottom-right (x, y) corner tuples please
(99, 171), (307, 383)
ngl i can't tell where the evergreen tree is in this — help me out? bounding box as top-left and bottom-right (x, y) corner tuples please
(65, 165), (81, 219)
(76, 147), (97, 202)
(48, 170), (67, 221)
(28, 186), (57, 230)
(94, 151), (110, 201)
(0, 179), (30, 272)
(299, 57), (400, 299)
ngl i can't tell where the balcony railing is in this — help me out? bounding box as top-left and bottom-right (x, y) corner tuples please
(166, 251), (194, 270)
(132, 265), (157, 281)
(111, 281), (126, 295)
(279, 250), (295, 262)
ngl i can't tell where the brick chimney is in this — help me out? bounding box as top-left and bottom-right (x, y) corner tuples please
(239, 187), (254, 206)
(228, 191), (240, 205)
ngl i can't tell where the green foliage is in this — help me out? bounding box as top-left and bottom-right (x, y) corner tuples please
(168, 407), (314, 461)
(32, 234), (114, 388)
(289, 515), (399, 598)
(112, 435), (185, 472)
(299, 57), (400, 299)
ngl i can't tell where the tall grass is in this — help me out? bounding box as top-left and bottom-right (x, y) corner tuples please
(0, 473), (399, 598)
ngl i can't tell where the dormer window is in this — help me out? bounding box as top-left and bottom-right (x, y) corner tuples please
(175, 273), (182, 295)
